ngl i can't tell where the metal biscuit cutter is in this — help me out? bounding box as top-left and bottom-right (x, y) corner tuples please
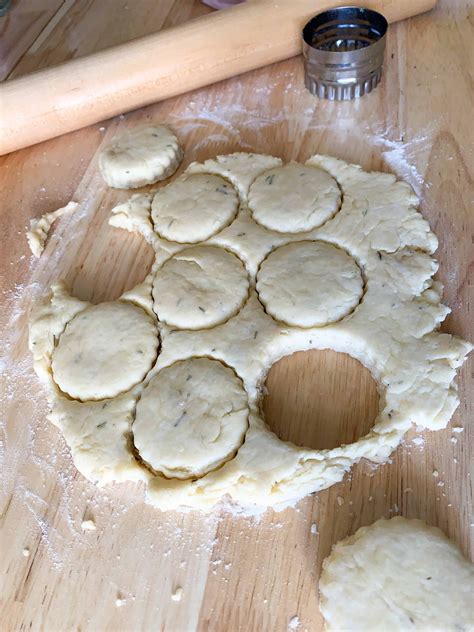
(302, 6), (388, 100)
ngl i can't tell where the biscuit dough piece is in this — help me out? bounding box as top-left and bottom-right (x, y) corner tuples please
(257, 241), (363, 327)
(133, 358), (249, 478)
(248, 164), (341, 233)
(153, 245), (249, 329)
(319, 517), (474, 631)
(99, 125), (182, 189)
(152, 174), (238, 243)
(52, 302), (158, 400)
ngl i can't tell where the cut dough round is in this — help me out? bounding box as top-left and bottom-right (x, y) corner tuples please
(248, 163), (341, 233)
(151, 174), (238, 243)
(133, 358), (249, 478)
(52, 302), (158, 400)
(153, 245), (249, 329)
(319, 517), (474, 631)
(256, 240), (363, 327)
(99, 125), (182, 189)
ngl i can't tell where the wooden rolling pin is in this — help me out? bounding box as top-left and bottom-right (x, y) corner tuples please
(0, 0), (436, 155)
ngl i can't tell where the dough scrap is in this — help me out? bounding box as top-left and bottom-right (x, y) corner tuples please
(133, 358), (249, 479)
(151, 173), (238, 243)
(319, 517), (474, 631)
(31, 152), (472, 512)
(256, 241), (363, 327)
(27, 201), (78, 257)
(248, 164), (341, 233)
(52, 301), (158, 401)
(99, 125), (182, 189)
(152, 245), (249, 329)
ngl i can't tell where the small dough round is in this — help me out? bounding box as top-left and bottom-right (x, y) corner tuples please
(151, 174), (238, 243)
(99, 125), (182, 189)
(256, 241), (363, 327)
(133, 358), (249, 478)
(319, 517), (474, 631)
(248, 163), (341, 233)
(153, 245), (249, 329)
(52, 302), (158, 400)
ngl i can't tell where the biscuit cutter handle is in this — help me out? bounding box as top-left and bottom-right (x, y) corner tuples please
(0, 0), (437, 155)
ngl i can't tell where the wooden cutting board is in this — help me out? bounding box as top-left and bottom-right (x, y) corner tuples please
(1, 1), (472, 630)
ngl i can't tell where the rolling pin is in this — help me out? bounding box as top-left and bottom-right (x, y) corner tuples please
(0, 0), (436, 155)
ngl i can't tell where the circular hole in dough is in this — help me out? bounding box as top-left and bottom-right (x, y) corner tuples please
(256, 240), (363, 327)
(319, 517), (474, 631)
(151, 174), (239, 243)
(132, 357), (249, 479)
(153, 245), (250, 330)
(52, 302), (159, 401)
(263, 349), (379, 450)
(99, 125), (182, 189)
(248, 163), (341, 233)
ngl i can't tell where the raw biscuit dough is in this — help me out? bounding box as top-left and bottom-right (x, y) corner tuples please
(133, 358), (249, 479)
(27, 201), (78, 257)
(99, 125), (182, 189)
(151, 173), (238, 243)
(248, 163), (341, 233)
(52, 301), (158, 400)
(256, 240), (364, 327)
(152, 245), (249, 329)
(319, 517), (474, 631)
(30, 152), (472, 512)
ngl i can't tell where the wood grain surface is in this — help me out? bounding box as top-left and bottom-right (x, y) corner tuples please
(1, 1), (472, 631)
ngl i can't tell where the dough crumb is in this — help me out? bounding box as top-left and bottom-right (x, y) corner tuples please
(81, 519), (96, 531)
(432, 469), (439, 477)
(412, 437), (424, 446)
(171, 587), (183, 602)
(336, 496), (345, 506)
(115, 596), (127, 608)
(451, 426), (464, 433)
(288, 615), (300, 630)
(310, 523), (318, 534)
(22, 547), (30, 557)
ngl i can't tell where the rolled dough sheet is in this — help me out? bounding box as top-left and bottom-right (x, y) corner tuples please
(29, 152), (472, 512)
